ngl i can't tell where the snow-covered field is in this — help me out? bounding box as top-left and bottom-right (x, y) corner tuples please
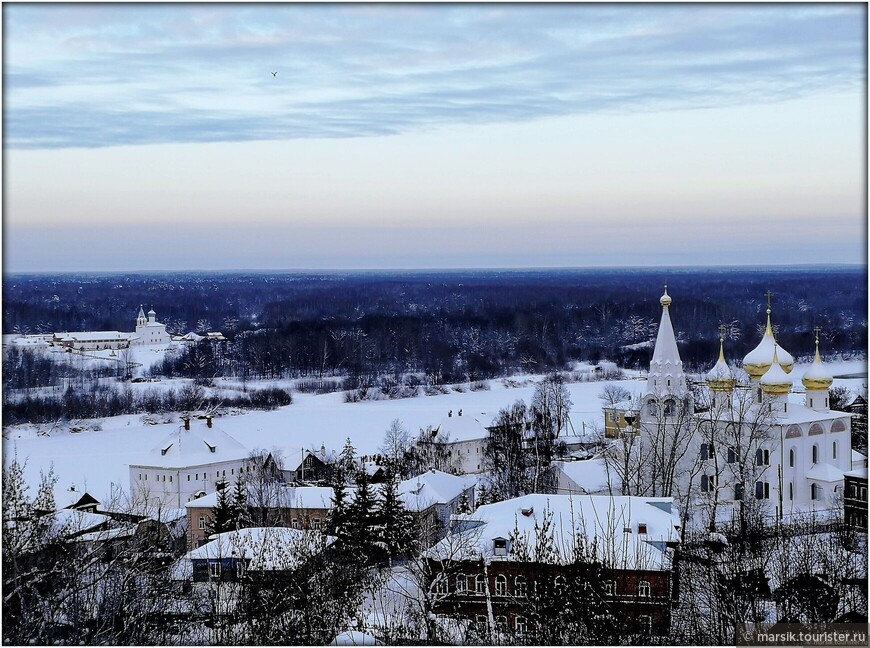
(3, 359), (866, 507)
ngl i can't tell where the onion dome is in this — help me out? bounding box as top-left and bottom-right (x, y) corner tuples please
(660, 285), (672, 307)
(147, 308), (156, 317)
(742, 307), (794, 377)
(759, 347), (793, 395)
(802, 334), (833, 391)
(707, 336), (736, 393)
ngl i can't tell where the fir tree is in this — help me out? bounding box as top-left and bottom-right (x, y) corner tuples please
(376, 466), (416, 558)
(206, 485), (235, 537)
(339, 437), (357, 482)
(347, 468), (378, 562)
(231, 478), (251, 529)
(455, 489), (472, 515)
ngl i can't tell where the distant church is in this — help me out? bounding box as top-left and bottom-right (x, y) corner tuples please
(133, 306), (171, 346)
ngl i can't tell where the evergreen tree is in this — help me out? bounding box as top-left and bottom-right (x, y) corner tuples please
(347, 468), (378, 562)
(455, 489), (472, 515)
(376, 466), (416, 558)
(326, 466), (352, 540)
(206, 485), (235, 537)
(231, 477), (251, 529)
(339, 437), (357, 482)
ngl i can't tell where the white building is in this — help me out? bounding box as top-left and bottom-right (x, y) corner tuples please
(129, 417), (252, 509)
(134, 306), (171, 346)
(53, 331), (136, 351)
(627, 288), (854, 527)
(433, 411), (490, 474)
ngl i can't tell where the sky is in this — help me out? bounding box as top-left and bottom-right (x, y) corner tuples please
(2, 3), (866, 272)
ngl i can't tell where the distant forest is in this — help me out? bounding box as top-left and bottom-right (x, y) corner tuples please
(3, 267), (867, 385)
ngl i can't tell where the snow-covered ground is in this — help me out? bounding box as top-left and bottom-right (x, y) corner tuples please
(3, 360), (865, 508)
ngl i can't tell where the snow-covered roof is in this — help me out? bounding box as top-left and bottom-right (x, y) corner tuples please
(427, 493), (680, 570)
(806, 463), (846, 483)
(845, 466), (868, 479)
(743, 310), (794, 376)
(185, 484), (335, 510)
(399, 470), (476, 511)
(851, 450), (868, 471)
(186, 527), (334, 570)
(436, 415), (489, 442)
(132, 419), (249, 469)
(75, 525), (138, 543)
(59, 331), (133, 341)
(51, 509), (110, 536)
(555, 458), (614, 494)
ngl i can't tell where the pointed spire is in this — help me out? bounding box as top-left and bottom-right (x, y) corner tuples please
(646, 286), (687, 397)
(707, 325), (735, 393)
(802, 327), (833, 391)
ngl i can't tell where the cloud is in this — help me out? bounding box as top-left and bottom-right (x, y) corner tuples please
(3, 4), (865, 149)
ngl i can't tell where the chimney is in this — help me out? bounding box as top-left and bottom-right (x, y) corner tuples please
(184, 418), (190, 431)
(207, 416), (212, 429)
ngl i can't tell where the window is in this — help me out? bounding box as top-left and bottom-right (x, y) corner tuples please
(169, 475), (172, 482)
(789, 448), (795, 468)
(434, 576), (448, 595)
(811, 483), (821, 501)
(554, 575), (566, 591)
(493, 538), (507, 556)
(604, 580), (616, 596)
(457, 574), (469, 593)
(727, 447), (736, 464)
(187, 475), (191, 481)
(756, 448), (770, 466)
(812, 445), (819, 464)
(734, 483), (744, 501)
(313, 518), (321, 530)
(832, 441), (838, 460)
(209, 561), (221, 579)
(755, 481), (770, 500)
(495, 574), (507, 596)
(199, 516), (205, 530)
(638, 580), (651, 597)
(236, 561), (247, 579)
(475, 574), (486, 595)
(291, 518), (299, 529)
(638, 523), (648, 534)
(700, 443), (711, 460)
(639, 615), (653, 635)
(648, 401), (658, 417)
(515, 616), (527, 635)
(495, 616), (508, 629)
(515, 576), (528, 596)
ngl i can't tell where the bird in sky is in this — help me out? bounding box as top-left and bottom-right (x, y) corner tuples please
(271, 71), (277, 77)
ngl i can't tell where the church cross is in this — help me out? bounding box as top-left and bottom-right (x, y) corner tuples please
(765, 290), (773, 309)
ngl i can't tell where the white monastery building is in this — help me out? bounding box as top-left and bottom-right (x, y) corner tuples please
(134, 305), (171, 346)
(129, 417), (252, 509)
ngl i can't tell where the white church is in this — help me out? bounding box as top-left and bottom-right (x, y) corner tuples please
(133, 305), (171, 346)
(608, 287), (857, 528)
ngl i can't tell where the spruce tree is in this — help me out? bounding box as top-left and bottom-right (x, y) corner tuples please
(206, 485), (235, 537)
(376, 466), (416, 558)
(347, 468), (378, 562)
(231, 478), (251, 529)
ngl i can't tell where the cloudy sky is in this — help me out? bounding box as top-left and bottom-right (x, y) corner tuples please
(3, 3), (866, 272)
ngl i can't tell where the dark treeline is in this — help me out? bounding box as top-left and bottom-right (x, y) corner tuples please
(3, 267), (866, 385)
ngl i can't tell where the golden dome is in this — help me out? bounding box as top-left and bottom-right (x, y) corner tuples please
(802, 334), (833, 391)
(759, 347), (793, 395)
(660, 285), (672, 307)
(706, 336), (736, 393)
(743, 308), (794, 377)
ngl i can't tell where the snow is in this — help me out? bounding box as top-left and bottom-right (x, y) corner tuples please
(185, 485), (335, 510)
(185, 527), (334, 569)
(427, 493), (681, 570)
(805, 463), (846, 483)
(554, 458), (614, 494)
(398, 470), (475, 511)
(133, 419), (249, 468)
(3, 361), (864, 508)
(330, 630), (380, 646)
(433, 414), (488, 442)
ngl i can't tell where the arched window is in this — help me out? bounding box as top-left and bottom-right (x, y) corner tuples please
(475, 574), (486, 595)
(809, 423), (824, 436)
(514, 575), (527, 596)
(434, 575), (448, 594)
(515, 616), (527, 635)
(457, 574), (468, 593)
(831, 420), (847, 433)
(495, 574), (507, 596)
(554, 575), (566, 591)
(832, 441), (838, 460)
(647, 400), (658, 417)
(638, 581), (651, 597)
(785, 425), (802, 439)
(812, 444), (819, 464)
